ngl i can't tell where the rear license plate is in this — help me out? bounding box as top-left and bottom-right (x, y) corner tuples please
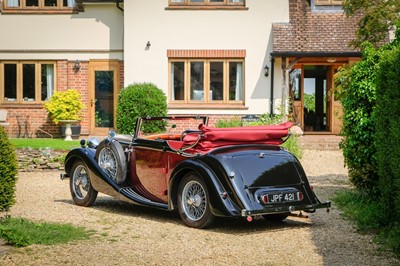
(268, 192), (298, 203)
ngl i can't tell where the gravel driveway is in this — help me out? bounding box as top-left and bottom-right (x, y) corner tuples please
(1, 150), (399, 266)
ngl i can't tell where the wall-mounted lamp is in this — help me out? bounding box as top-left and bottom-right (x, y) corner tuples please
(327, 58), (337, 63)
(264, 64), (270, 77)
(73, 60), (81, 72)
(146, 41), (151, 49)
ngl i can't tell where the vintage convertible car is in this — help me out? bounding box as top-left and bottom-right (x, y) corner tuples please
(61, 116), (330, 228)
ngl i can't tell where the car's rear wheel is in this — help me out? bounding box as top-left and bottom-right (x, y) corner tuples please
(96, 140), (127, 184)
(70, 160), (98, 207)
(177, 172), (215, 228)
(263, 213), (289, 221)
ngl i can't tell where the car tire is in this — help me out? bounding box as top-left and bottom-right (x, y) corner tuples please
(177, 172), (215, 229)
(70, 159), (98, 207)
(96, 139), (127, 184)
(263, 213), (289, 222)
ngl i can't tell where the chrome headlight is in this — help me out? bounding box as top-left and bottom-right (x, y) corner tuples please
(87, 137), (100, 148)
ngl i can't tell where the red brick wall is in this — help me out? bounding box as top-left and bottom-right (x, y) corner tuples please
(2, 60), (124, 138)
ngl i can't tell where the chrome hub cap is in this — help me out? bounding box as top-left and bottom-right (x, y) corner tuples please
(72, 165), (89, 199)
(98, 147), (117, 181)
(182, 180), (207, 221)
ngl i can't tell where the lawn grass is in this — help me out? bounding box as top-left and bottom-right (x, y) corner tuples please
(334, 189), (400, 257)
(10, 138), (80, 151)
(0, 216), (95, 247)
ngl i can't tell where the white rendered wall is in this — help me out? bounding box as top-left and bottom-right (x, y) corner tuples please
(0, 4), (124, 60)
(124, 0), (289, 115)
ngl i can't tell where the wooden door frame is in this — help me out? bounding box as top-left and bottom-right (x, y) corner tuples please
(88, 60), (120, 136)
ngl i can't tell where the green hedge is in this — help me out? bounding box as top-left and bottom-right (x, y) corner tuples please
(116, 83), (167, 134)
(0, 126), (18, 211)
(374, 38), (400, 224)
(336, 44), (382, 192)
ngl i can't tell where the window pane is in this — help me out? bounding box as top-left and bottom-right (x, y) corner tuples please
(7, 0), (20, 7)
(23, 64), (36, 101)
(95, 71), (114, 128)
(190, 0), (204, 3)
(190, 62), (204, 101)
(171, 62), (185, 101)
(209, 62), (223, 101)
(229, 62), (243, 101)
(290, 69), (301, 101)
(229, 0), (244, 3)
(41, 64), (54, 101)
(211, 0), (224, 2)
(63, 0), (76, 7)
(26, 0), (39, 6)
(44, 0), (57, 6)
(4, 64), (17, 101)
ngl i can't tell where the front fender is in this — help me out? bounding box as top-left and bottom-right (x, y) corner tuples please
(64, 148), (115, 193)
(169, 159), (242, 217)
(65, 148), (99, 177)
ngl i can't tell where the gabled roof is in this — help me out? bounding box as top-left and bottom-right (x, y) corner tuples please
(273, 0), (361, 55)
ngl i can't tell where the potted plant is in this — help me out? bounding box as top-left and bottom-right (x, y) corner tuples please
(44, 89), (86, 140)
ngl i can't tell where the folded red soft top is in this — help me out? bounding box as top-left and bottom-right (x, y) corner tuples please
(198, 121), (293, 142)
(181, 122), (293, 152)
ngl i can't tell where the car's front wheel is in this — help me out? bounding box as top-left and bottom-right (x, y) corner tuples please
(177, 172), (215, 229)
(70, 160), (98, 207)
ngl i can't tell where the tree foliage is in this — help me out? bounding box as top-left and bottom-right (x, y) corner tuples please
(0, 126), (18, 212)
(374, 31), (400, 224)
(343, 0), (400, 48)
(335, 44), (382, 191)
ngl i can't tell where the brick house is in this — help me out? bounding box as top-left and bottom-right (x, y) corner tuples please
(273, 0), (361, 134)
(0, 0), (360, 138)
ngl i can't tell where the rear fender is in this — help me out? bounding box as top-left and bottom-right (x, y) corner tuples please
(169, 160), (241, 217)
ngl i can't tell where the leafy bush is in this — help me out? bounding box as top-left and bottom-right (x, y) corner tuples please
(214, 117), (242, 128)
(0, 126), (18, 211)
(116, 83), (167, 134)
(374, 34), (400, 224)
(335, 44), (381, 192)
(43, 89), (86, 124)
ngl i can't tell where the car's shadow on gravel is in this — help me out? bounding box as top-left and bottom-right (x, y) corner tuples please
(56, 196), (313, 234)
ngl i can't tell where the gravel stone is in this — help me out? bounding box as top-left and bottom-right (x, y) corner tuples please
(1, 150), (399, 265)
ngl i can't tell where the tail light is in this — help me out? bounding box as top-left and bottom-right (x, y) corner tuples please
(260, 195), (268, 204)
(298, 192), (304, 201)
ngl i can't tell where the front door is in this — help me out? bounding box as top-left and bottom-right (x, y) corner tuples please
(89, 60), (120, 136)
(303, 65), (330, 132)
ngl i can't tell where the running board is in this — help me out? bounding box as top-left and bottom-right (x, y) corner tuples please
(119, 187), (168, 209)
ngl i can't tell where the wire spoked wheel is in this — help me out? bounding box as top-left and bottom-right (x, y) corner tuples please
(177, 172), (214, 228)
(70, 160), (98, 207)
(96, 140), (127, 184)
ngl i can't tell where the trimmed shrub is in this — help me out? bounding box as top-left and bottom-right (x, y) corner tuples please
(43, 89), (85, 124)
(116, 83), (167, 134)
(374, 35), (400, 224)
(0, 126), (18, 212)
(335, 44), (381, 192)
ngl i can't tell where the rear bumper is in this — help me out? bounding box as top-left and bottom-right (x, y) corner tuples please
(240, 201), (331, 217)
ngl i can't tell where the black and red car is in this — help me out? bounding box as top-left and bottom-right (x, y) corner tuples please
(61, 116), (330, 228)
